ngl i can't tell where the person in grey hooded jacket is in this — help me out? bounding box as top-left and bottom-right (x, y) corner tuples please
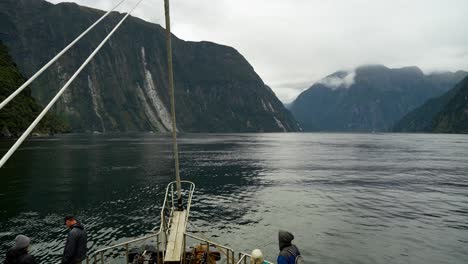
(62, 215), (87, 264)
(277, 230), (301, 264)
(4, 235), (36, 264)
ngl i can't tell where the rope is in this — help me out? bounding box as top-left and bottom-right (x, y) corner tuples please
(164, 0), (182, 207)
(0, 0), (145, 168)
(0, 0), (127, 111)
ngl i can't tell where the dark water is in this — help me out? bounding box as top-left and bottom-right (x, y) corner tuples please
(1, 133), (468, 264)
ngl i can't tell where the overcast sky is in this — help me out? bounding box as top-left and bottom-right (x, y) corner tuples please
(47, 0), (468, 103)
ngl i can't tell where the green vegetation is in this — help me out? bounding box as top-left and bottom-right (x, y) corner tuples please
(0, 42), (69, 136)
(1, 0), (300, 133)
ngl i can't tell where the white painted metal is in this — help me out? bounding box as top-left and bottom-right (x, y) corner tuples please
(0, 0), (145, 168)
(0, 0), (127, 111)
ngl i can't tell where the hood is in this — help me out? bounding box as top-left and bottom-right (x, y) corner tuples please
(278, 230), (294, 250)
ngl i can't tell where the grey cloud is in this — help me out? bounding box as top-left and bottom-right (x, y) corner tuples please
(47, 0), (468, 102)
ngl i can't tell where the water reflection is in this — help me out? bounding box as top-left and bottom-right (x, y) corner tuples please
(0, 133), (267, 263)
(1, 133), (468, 264)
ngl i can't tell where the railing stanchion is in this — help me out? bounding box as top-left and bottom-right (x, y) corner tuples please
(206, 241), (210, 264)
(125, 243), (129, 264)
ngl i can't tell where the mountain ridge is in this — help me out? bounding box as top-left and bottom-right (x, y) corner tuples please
(289, 64), (467, 132)
(0, 0), (300, 133)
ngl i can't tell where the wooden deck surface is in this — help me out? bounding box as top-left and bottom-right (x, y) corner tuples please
(164, 210), (187, 263)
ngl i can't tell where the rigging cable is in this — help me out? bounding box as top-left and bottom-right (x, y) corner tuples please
(0, 0), (126, 110)
(0, 0), (146, 168)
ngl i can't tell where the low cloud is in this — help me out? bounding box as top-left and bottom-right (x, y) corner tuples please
(318, 71), (356, 89)
(47, 0), (468, 102)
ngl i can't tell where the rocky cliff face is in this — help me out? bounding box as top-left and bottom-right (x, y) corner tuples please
(429, 77), (468, 133)
(0, 41), (69, 137)
(392, 78), (465, 132)
(290, 65), (467, 132)
(0, 0), (300, 132)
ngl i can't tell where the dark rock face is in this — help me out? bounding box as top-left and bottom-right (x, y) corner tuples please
(290, 65), (467, 132)
(392, 81), (461, 132)
(427, 77), (468, 133)
(0, 0), (300, 132)
(0, 41), (69, 137)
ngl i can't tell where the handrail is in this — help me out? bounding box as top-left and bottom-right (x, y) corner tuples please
(184, 233), (235, 253)
(86, 181), (195, 263)
(237, 252), (274, 264)
(89, 232), (160, 256)
(184, 233), (274, 264)
(236, 254), (248, 264)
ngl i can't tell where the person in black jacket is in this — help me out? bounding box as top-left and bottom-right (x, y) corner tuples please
(277, 230), (301, 264)
(4, 235), (36, 264)
(62, 215), (87, 264)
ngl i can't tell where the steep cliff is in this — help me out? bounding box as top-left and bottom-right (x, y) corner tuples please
(0, 41), (69, 136)
(428, 77), (468, 133)
(290, 65), (467, 132)
(0, 0), (300, 132)
(392, 75), (466, 132)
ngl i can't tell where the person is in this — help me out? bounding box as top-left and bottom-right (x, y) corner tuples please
(4, 235), (36, 264)
(62, 215), (87, 264)
(251, 249), (268, 264)
(277, 230), (302, 264)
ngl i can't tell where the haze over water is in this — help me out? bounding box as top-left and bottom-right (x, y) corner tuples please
(1, 133), (468, 264)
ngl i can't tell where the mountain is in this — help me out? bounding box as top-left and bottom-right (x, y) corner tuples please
(427, 76), (468, 133)
(0, 0), (300, 133)
(0, 41), (69, 137)
(289, 65), (467, 132)
(392, 74), (467, 132)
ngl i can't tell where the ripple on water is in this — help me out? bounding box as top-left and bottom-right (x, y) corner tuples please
(1, 133), (468, 264)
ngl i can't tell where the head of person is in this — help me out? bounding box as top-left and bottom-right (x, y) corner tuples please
(13, 235), (31, 251)
(64, 215), (77, 229)
(278, 230), (294, 250)
(251, 249), (264, 264)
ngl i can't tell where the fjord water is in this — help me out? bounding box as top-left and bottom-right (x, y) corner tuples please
(1, 133), (468, 263)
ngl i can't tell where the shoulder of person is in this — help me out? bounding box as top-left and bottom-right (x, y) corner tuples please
(279, 246), (293, 257)
(291, 244), (301, 254)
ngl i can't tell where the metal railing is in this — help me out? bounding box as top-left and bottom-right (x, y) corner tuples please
(84, 181), (272, 264)
(236, 252), (274, 264)
(85, 181), (195, 264)
(183, 233), (273, 264)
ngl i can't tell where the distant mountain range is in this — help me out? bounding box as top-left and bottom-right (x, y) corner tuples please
(394, 76), (468, 133)
(0, 41), (68, 137)
(289, 65), (467, 132)
(0, 0), (300, 133)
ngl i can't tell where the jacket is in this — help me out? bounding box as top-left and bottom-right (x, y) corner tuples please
(4, 247), (36, 264)
(62, 223), (87, 264)
(277, 230), (300, 264)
